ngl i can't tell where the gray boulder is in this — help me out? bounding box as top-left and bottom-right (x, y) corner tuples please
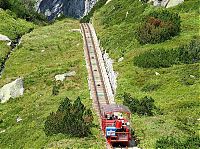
(0, 34), (11, 42)
(0, 78), (24, 103)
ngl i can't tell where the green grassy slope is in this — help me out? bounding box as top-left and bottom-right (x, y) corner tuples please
(0, 9), (34, 40)
(0, 9), (34, 71)
(93, 0), (200, 148)
(0, 19), (104, 148)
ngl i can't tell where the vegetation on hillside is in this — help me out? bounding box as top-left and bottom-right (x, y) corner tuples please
(156, 135), (200, 149)
(0, 9), (35, 74)
(0, 9), (34, 39)
(134, 38), (200, 68)
(44, 97), (93, 137)
(0, 19), (104, 148)
(0, 0), (46, 23)
(123, 92), (160, 116)
(93, 0), (200, 148)
(136, 9), (181, 44)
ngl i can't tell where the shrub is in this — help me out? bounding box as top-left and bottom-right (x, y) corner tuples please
(141, 84), (161, 92)
(134, 48), (179, 68)
(52, 84), (60, 96)
(136, 9), (181, 44)
(0, 0), (47, 23)
(44, 97), (93, 137)
(137, 96), (156, 116)
(156, 135), (200, 149)
(123, 93), (158, 116)
(123, 92), (140, 113)
(134, 38), (200, 68)
(178, 38), (200, 64)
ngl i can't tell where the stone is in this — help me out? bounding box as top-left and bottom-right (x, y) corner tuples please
(190, 75), (195, 78)
(55, 71), (76, 81)
(118, 57), (124, 62)
(65, 71), (76, 77)
(0, 34), (10, 41)
(7, 42), (12, 46)
(166, 0), (184, 8)
(106, 0), (112, 5)
(0, 78), (24, 103)
(155, 72), (160, 76)
(41, 50), (45, 52)
(16, 116), (22, 123)
(70, 29), (81, 32)
(125, 11), (129, 18)
(0, 130), (6, 133)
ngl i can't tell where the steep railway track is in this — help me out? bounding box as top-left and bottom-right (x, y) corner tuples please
(81, 23), (136, 149)
(81, 23), (110, 115)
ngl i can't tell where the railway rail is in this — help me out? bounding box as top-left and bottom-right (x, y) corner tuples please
(81, 23), (137, 149)
(81, 23), (110, 114)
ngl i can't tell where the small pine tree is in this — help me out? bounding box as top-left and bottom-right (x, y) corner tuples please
(72, 96), (85, 119)
(44, 97), (93, 137)
(123, 92), (140, 114)
(57, 97), (71, 113)
(137, 96), (156, 116)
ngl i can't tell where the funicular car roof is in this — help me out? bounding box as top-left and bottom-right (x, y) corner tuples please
(101, 104), (131, 114)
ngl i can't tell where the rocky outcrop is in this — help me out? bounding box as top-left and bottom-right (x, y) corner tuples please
(0, 78), (24, 103)
(36, 0), (98, 20)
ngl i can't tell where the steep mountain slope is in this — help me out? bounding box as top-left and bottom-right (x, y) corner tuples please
(93, 0), (199, 148)
(0, 19), (104, 148)
(37, 0), (98, 20)
(0, 9), (34, 75)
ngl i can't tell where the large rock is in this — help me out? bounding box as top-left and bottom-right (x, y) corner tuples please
(0, 78), (24, 103)
(0, 34), (10, 42)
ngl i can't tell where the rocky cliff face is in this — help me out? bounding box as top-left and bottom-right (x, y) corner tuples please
(36, 0), (98, 20)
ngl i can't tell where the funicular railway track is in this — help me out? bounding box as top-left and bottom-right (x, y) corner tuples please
(81, 23), (110, 115)
(81, 23), (113, 148)
(81, 23), (135, 149)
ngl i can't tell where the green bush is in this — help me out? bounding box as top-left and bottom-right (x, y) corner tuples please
(134, 48), (179, 68)
(123, 92), (140, 113)
(134, 38), (200, 68)
(0, 0), (47, 23)
(141, 84), (161, 92)
(136, 9), (181, 44)
(52, 84), (60, 96)
(178, 38), (200, 64)
(123, 93), (158, 116)
(156, 135), (200, 149)
(44, 97), (93, 137)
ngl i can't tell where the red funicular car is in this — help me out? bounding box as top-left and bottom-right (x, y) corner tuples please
(101, 104), (132, 147)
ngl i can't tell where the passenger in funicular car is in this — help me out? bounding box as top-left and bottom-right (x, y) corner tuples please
(105, 112), (130, 133)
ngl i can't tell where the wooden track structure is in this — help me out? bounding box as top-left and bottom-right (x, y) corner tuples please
(81, 23), (136, 149)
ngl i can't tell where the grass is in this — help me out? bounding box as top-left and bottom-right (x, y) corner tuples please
(93, 0), (200, 148)
(0, 9), (34, 40)
(0, 19), (105, 148)
(0, 41), (10, 65)
(0, 9), (35, 72)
